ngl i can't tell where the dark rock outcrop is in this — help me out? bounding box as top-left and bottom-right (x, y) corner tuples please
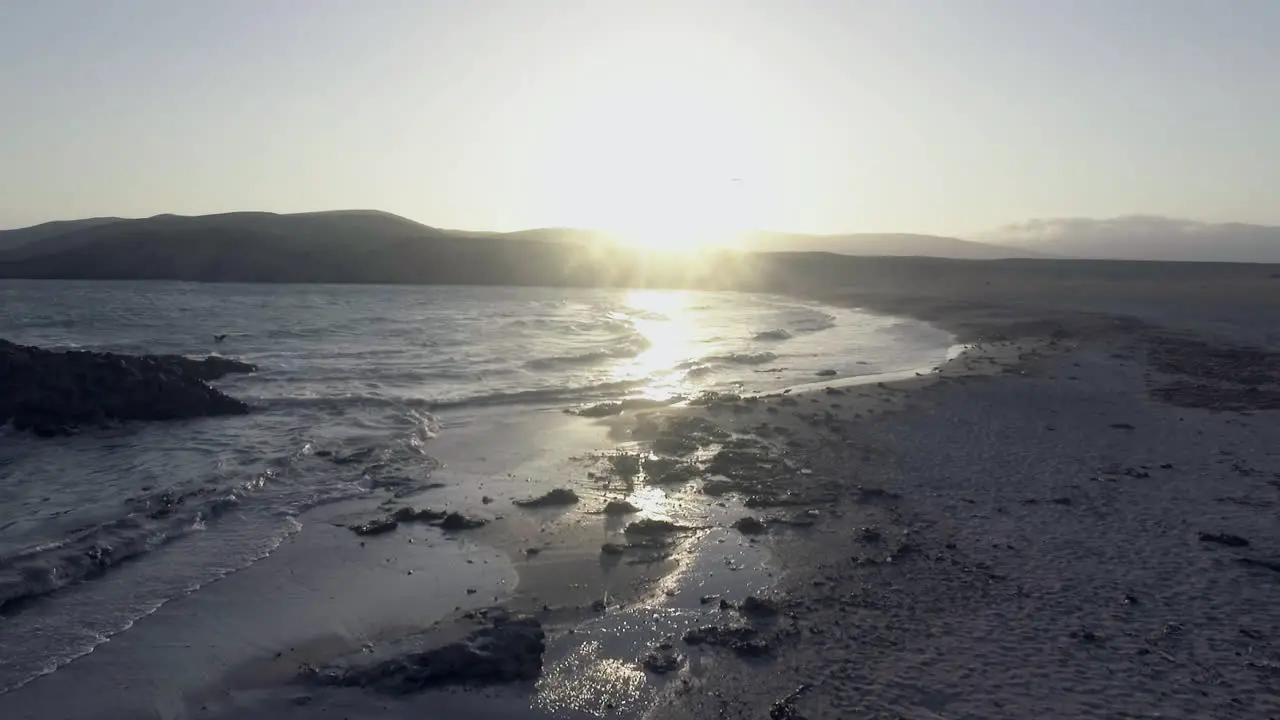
(308, 615), (546, 693)
(514, 488), (580, 508)
(1199, 531), (1250, 548)
(0, 339), (255, 436)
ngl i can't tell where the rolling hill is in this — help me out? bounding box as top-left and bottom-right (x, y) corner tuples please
(979, 216), (1280, 264)
(741, 231), (1047, 259)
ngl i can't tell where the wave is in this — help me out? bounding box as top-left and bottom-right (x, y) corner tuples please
(429, 379), (649, 411)
(0, 433), (441, 616)
(522, 336), (651, 371)
(708, 351), (779, 365)
(0, 475), (269, 613)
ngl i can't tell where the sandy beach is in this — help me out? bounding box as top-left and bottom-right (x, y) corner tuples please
(3, 263), (1278, 720)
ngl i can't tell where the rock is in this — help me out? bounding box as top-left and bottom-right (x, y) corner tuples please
(624, 518), (684, 536)
(641, 643), (683, 674)
(642, 457), (699, 484)
(653, 435), (699, 456)
(857, 527), (883, 543)
(309, 615), (545, 693)
(683, 625), (770, 657)
(600, 542), (627, 555)
(1200, 532), (1250, 547)
(349, 517), (399, 536)
(815, 369), (837, 377)
(514, 488), (580, 508)
(574, 401), (624, 418)
(608, 454), (643, 479)
(733, 516), (767, 535)
(739, 595), (780, 618)
(855, 486), (901, 504)
(439, 512), (487, 531)
(0, 338), (255, 436)
(390, 507), (447, 523)
(602, 499), (641, 515)
(1109, 422), (1136, 430)
(1238, 557), (1280, 573)
(769, 684), (813, 720)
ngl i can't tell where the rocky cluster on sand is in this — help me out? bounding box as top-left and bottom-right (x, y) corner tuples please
(0, 339), (257, 436)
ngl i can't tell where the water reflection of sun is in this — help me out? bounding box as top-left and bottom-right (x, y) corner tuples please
(616, 290), (699, 400)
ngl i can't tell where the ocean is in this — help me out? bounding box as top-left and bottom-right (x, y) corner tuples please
(0, 280), (952, 698)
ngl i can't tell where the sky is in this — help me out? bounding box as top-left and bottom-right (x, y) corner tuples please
(1, 0), (1277, 238)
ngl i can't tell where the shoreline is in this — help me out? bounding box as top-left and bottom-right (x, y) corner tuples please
(3, 271), (1279, 719)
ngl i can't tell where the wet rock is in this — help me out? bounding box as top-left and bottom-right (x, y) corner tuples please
(653, 435), (699, 456)
(390, 507), (448, 523)
(0, 339), (256, 436)
(642, 456), (699, 484)
(574, 401), (624, 418)
(1238, 557), (1280, 573)
(815, 369), (837, 377)
(600, 542), (628, 555)
(602, 499), (641, 515)
(439, 512), (487, 531)
(682, 624), (758, 648)
(855, 486), (901, 504)
(641, 643), (683, 674)
(857, 527), (883, 543)
(349, 517), (399, 536)
(689, 391), (742, 406)
(308, 615), (545, 693)
(624, 518), (685, 537)
(769, 683), (813, 720)
(608, 454), (642, 479)
(514, 488), (580, 508)
(1200, 532), (1250, 547)
(733, 516), (767, 535)
(1109, 422), (1135, 430)
(739, 595), (780, 618)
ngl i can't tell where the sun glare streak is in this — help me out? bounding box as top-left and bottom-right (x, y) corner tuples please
(611, 290), (699, 400)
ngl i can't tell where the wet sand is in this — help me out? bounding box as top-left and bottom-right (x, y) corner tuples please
(6, 260), (1279, 719)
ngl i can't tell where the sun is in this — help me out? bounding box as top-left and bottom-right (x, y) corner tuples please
(530, 25), (769, 252)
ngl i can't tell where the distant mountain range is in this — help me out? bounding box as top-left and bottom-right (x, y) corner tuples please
(0, 211), (1275, 287)
(740, 231), (1046, 260)
(980, 216), (1280, 264)
(0, 211), (748, 287)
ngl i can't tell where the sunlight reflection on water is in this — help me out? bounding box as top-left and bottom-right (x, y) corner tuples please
(612, 289), (704, 401)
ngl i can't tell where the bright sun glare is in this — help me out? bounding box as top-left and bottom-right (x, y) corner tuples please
(535, 22), (768, 252)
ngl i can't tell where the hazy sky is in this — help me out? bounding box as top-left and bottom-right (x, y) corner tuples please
(2, 0), (1277, 236)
